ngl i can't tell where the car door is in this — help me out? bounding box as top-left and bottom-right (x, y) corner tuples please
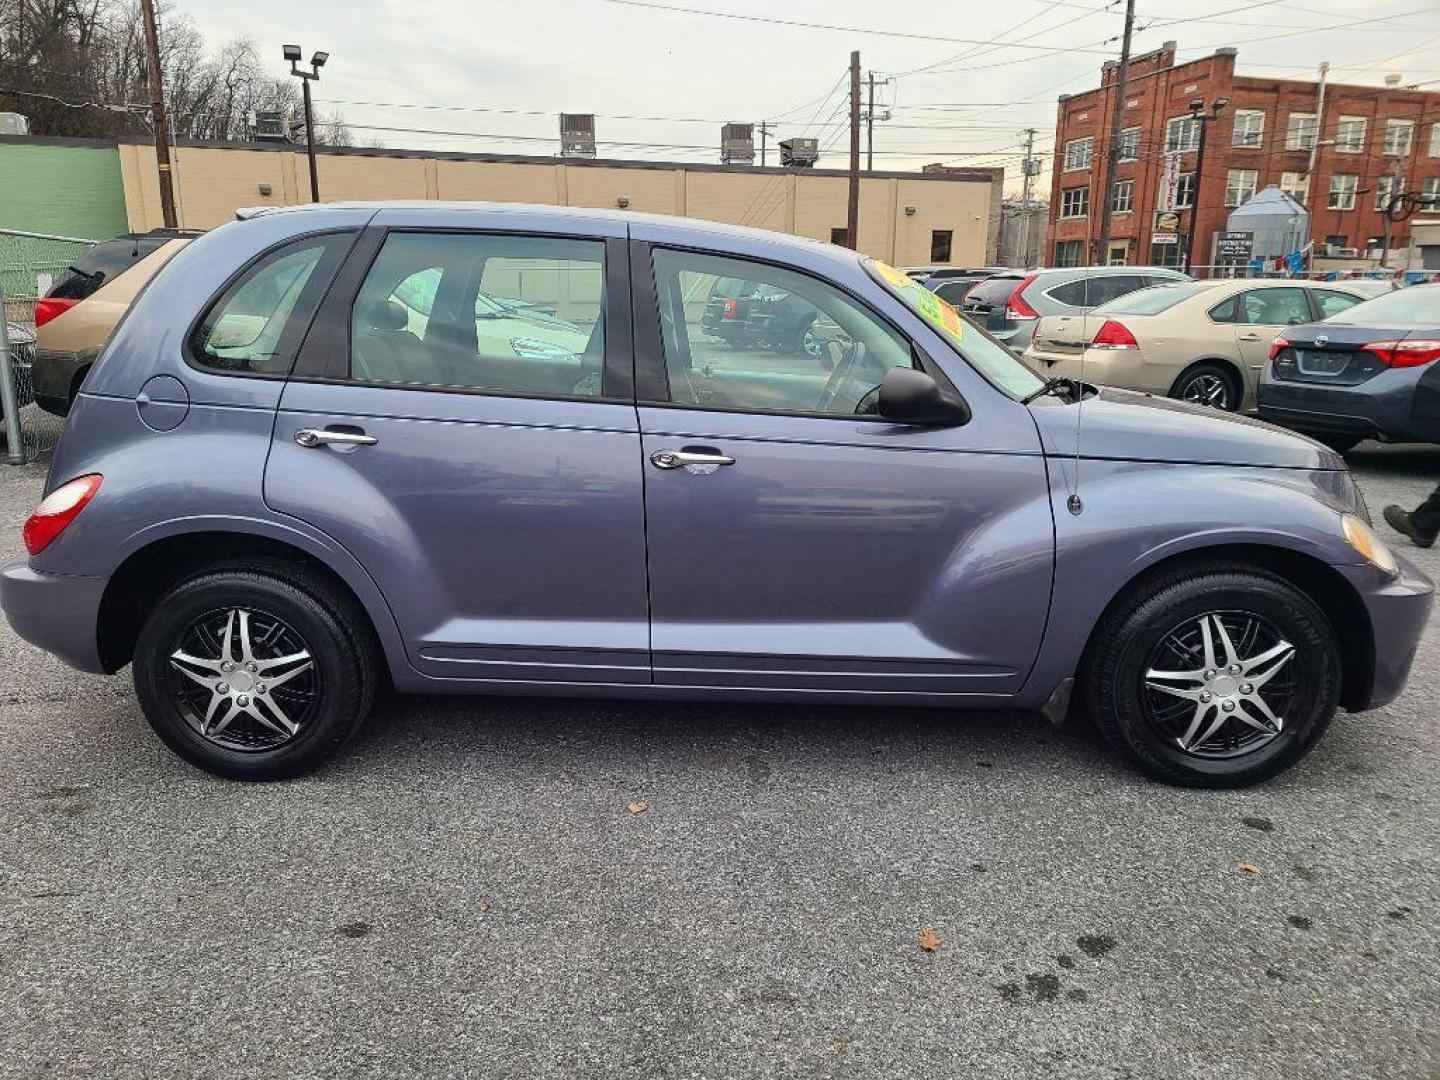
(1232, 286), (1315, 391)
(264, 210), (651, 685)
(632, 237), (1053, 701)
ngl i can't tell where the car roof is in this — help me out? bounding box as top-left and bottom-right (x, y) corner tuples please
(236, 199), (853, 261)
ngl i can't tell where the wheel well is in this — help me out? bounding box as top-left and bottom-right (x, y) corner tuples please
(70, 363), (91, 401)
(1078, 544), (1374, 712)
(1170, 358), (1244, 401)
(96, 531), (382, 675)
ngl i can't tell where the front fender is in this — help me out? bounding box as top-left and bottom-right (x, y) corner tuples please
(1016, 459), (1363, 708)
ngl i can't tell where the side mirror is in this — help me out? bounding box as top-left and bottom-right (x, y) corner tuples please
(878, 367), (970, 426)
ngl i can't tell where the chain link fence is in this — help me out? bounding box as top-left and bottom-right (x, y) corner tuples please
(0, 229), (99, 463)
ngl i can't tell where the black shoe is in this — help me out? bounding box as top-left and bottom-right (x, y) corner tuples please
(1383, 504), (1436, 548)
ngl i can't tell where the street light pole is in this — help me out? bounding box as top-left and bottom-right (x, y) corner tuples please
(284, 46), (328, 202)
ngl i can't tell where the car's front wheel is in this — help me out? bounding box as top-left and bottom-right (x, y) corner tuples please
(133, 562), (377, 780)
(1084, 562), (1340, 787)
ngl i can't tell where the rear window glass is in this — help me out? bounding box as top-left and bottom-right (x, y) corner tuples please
(963, 276), (1024, 305)
(1099, 283), (1213, 315)
(47, 235), (170, 302)
(1325, 285), (1440, 326)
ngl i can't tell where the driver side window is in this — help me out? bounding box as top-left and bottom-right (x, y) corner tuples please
(652, 248), (914, 416)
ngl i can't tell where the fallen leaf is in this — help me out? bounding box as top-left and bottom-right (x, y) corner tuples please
(476, 900), (491, 913)
(918, 928), (942, 952)
(627, 800), (648, 814)
(1238, 861), (1263, 874)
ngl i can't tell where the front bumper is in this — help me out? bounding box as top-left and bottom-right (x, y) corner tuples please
(1340, 553), (1434, 711)
(0, 557), (108, 673)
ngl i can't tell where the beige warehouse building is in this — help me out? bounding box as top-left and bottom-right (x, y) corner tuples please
(1, 134), (1001, 267)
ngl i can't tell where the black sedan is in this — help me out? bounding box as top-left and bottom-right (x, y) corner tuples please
(1257, 283), (1440, 452)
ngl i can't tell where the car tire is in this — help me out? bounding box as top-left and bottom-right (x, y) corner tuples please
(1170, 363), (1241, 411)
(1084, 561), (1341, 788)
(133, 561), (377, 780)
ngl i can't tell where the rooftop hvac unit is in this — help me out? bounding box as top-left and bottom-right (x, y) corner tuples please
(779, 137), (819, 167)
(560, 113), (596, 158)
(0, 112), (30, 136)
(249, 110), (291, 142)
(721, 122), (755, 164)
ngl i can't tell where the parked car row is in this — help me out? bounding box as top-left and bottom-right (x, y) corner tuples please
(0, 203), (1431, 791)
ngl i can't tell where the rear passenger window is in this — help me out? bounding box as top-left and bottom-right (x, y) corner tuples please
(348, 232), (606, 398)
(1237, 287), (1312, 326)
(191, 234), (349, 375)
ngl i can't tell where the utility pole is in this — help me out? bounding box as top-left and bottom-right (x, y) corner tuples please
(846, 50), (860, 250)
(1095, 0), (1135, 266)
(1019, 127), (1038, 266)
(1184, 97), (1229, 276)
(758, 121), (773, 167)
(138, 0), (177, 229)
(864, 71), (891, 172)
(1304, 61), (1329, 207)
(1380, 155), (1404, 268)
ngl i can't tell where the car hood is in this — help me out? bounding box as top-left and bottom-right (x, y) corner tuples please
(1028, 386), (1344, 470)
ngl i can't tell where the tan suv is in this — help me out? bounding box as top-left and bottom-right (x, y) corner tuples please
(33, 232), (192, 416)
(1023, 278), (1389, 411)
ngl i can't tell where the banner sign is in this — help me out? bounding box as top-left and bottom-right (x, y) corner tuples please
(1159, 152), (1182, 212)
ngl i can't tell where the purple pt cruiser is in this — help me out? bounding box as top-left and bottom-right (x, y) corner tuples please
(1, 202), (1431, 786)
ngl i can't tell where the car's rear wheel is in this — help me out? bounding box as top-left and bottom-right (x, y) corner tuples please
(133, 563), (377, 780)
(1084, 562), (1340, 787)
(1171, 363), (1240, 411)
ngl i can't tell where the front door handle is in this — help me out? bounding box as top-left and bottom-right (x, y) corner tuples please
(295, 427), (378, 448)
(649, 448), (736, 470)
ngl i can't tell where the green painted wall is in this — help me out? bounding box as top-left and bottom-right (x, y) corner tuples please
(0, 141), (128, 240)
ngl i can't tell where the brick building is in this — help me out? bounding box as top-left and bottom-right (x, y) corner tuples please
(1046, 41), (1440, 270)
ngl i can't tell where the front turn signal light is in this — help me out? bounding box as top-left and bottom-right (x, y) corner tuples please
(1343, 513), (1398, 577)
(23, 474), (102, 555)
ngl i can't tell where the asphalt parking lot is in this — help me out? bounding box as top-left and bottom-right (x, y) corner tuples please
(0, 409), (1436, 1080)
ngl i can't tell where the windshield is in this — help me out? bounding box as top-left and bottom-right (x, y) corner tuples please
(1324, 285), (1440, 326)
(865, 259), (1044, 399)
(1097, 283), (1216, 315)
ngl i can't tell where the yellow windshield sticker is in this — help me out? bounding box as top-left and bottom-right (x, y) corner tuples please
(873, 260), (914, 290)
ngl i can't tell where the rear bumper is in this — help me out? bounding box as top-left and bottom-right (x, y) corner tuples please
(0, 557), (108, 673)
(31, 349), (86, 417)
(1257, 364), (1436, 442)
(1340, 555), (1434, 711)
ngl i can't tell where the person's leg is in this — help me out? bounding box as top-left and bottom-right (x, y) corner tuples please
(1384, 483), (1440, 547)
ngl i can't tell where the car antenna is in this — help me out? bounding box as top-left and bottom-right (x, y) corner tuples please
(1067, 268), (1091, 516)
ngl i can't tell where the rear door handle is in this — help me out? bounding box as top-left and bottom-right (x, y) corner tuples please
(295, 427), (378, 448)
(649, 448), (736, 470)
(1238, 332), (1263, 342)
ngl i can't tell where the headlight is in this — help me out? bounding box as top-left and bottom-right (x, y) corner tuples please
(1343, 513), (1398, 576)
(510, 337), (576, 360)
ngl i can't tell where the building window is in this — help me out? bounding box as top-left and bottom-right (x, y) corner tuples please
(1280, 171), (1309, 202)
(1334, 116), (1367, 153)
(1118, 127), (1141, 162)
(1375, 175), (1402, 211)
(1430, 123), (1440, 158)
(1063, 136), (1094, 171)
(1232, 109), (1265, 148)
(1165, 116), (1201, 153)
(1055, 240), (1086, 267)
(1060, 186), (1089, 218)
(1423, 177), (1440, 203)
(1108, 243), (1128, 266)
(1286, 113), (1318, 151)
(1324, 234), (1349, 251)
(1225, 169), (1259, 207)
(930, 230), (953, 263)
(1171, 172), (1196, 209)
(1328, 173), (1358, 210)
(830, 227), (849, 246)
(1384, 119), (1415, 157)
(1111, 179), (1134, 214)
(1151, 239), (1184, 268)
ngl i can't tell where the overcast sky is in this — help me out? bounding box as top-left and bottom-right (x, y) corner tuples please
(181, 0), (1440, 192)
